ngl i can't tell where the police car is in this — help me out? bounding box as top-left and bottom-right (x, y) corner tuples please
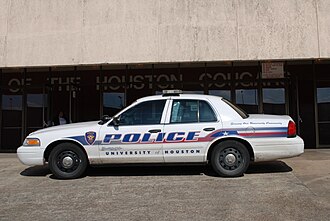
(17, 90), (304, 179)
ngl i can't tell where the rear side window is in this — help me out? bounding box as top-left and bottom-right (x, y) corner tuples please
(119, 100), (166, 125)
(170, 100), (217, 123)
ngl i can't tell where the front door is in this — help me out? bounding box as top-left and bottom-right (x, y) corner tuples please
(98, 99), (168, 163)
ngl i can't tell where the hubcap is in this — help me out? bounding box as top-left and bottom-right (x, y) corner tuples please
(219, 147), (243, 171)
(224, 153), (237, 166)
(62, 156), (74, 169)
(56, 150), (80, 173)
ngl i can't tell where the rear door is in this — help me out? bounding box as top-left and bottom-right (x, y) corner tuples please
(163, 98), (222, 163)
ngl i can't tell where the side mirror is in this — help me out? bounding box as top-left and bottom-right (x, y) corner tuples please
(98, 115), (112, 125)
(112, 116), (120, 126)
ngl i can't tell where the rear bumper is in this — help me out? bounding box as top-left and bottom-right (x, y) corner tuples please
(251, 136), (304, 162)
(17, 146), (44, 166)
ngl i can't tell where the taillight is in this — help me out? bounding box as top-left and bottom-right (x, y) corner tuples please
(287, 121), (296, 138)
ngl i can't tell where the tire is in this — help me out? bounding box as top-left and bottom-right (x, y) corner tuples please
(49, 143), (88, 179)
(211, 140), (250, 177)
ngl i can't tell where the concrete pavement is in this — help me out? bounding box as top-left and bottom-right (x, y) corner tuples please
(0, 150), (330, 221)
(282, 149), (330, 201)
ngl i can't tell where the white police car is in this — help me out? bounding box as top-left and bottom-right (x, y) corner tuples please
(17, 90), (304, 179)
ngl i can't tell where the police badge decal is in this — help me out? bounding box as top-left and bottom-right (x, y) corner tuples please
(85, 131), (96, 145)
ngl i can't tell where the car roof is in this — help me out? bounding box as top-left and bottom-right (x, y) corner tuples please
(136, 94), (223, 102)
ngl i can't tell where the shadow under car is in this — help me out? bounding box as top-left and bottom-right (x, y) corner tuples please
(20, 160), (292, 179)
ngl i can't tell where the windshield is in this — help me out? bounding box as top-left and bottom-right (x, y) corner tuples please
(222, 98), (249, 119)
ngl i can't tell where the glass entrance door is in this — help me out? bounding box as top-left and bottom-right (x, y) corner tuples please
(316, 83), (330, 146)
(26, 87), (49, 135)
(1, 92), (23, 150)
(50, 84), (73, 126)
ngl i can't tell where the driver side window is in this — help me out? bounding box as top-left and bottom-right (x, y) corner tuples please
(119, 100), (166, 125)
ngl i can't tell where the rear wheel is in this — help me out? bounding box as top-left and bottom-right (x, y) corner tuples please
(211, 140), (250, 177)
(49, 143), (88, 179)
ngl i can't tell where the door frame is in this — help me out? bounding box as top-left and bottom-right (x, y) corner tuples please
(315, 79), (330, 148)
(24, 85), (49, 136)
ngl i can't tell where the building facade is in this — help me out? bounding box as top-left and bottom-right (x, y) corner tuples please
(1, 0), (330, 151)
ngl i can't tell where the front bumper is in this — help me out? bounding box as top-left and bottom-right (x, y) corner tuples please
(17, 146), (44, 166)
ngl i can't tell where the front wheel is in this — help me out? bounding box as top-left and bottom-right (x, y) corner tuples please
(49, 143), (88, 179)
(211, 140), (250, 177)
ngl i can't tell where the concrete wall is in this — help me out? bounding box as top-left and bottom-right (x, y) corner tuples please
(0, 0), (329, 68)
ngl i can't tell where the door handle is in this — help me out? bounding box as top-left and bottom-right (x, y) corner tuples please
(203, 127), (215, 132)
(148, 129), (161, 133)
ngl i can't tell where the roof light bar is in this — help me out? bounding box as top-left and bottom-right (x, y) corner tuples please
(162, 89), (182, 96)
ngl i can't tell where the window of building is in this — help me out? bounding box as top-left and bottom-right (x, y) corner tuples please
(317, 84), (330, 145)
(235, 89), (258, 113)
(262, 88), (286, 114)
(209, 90), (231, 100)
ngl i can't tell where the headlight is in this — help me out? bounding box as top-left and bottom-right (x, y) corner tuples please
(23, 138), (41, 146)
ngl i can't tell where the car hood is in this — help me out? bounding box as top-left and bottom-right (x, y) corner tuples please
(29, 121), (100, 136)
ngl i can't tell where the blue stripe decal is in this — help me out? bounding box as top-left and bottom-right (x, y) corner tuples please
(68, 136), (88, 145)
(211, 131), (238, 138)
(67, 126), (288, 146)
(227, 127), (287, 132)
(67, 136), (102, 146)
(243, 134), (287, 138)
